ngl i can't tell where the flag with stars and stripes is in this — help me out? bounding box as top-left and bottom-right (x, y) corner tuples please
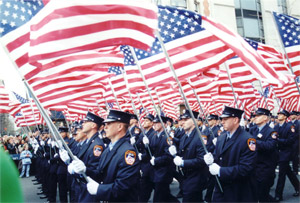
(121, 5), (236, 91)
(0, 84), (10, 114)
(0, 0), (44, 71)
(273, 12), (300, 76)
(13, 91), (29, 104)
(28, 0), (158, 63)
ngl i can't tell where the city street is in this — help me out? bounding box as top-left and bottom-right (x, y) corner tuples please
(21, 172), (300, 202)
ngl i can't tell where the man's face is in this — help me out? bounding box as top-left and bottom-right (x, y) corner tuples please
(255, 115), (268, 126)
(104, 122), (119, 140)
(221, 117), (236, 132)
(290, 115), (297, 120)
(197, 120), (203, 126)
(130, 119), (138, 126)
(178, 120), (184, 127)
(153, 122), (163, 132)
(277, 113), (286, 121)
(182, 118), (194, 132)
(208, 119), (216, 127)
(82, 121), (93, 134)
(60, 132), (67, 138)
(143, 119), (153, 129)
(75, 129), (86, 141)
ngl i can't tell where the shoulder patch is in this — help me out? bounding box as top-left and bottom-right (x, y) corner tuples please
(271, 131), (278, 139)
(247, 138), (256, 151)
(166, 137), (173, 146)
(291, 125), (295, 133)
(201, 135), (207, 145)
(125, 150), (136, 165)
(93, 145), (103, 157)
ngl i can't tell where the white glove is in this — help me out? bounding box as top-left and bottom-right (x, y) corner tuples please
(173, 156), (184, 166)
(220, 127), (224, 132)
(56, 140), (62, 148)
(150, 156), (155, 165)
(212, 138), (217, 146)
(130, 137), (136, 145)
(269, 122), (274, 129)
(168, 145), (177, 156)
(59, 149), (70, 163)
(204, 152), (214, 165)
(40, 141), (45, 146)
(47, 139), (51, 145)
(209, 163), (220, 176)
(67, 163), (75, 174)
(87, 176), (99, 195)
(51, 141), (56, 148)
(170, 132), (174, 138)
(34, 147), (38, 154)
(138, 153), (142, 161)
(143, 136), (149, 145)
(72, 158), (86, 174)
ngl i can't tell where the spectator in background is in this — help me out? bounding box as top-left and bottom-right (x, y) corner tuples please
(7, 136), (17, 154)
(19, 143), (32, 178)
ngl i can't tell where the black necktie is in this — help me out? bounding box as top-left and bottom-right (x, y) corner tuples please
(223, 136), (230, 149)
(183, 134), (189, 146)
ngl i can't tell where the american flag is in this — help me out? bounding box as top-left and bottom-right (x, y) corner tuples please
(161, 99), (179, 121)
(263, 87), (275, 111)
(0, 1), (126, 109)
(13, 91), (29, 104)
(122, 5), (238, 92)
(28, 0), (158, 63)
(202, 15), (287, 86)
(273, 12), (300, 76)
(0, 84), (10, 113)
(0, 0), (44, 72)
(245, 38), (294, 84)
(10, 92), (43, 126)
(107, 66), (128, 99)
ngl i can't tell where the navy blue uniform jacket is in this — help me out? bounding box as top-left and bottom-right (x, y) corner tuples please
(274, 122), (296, 162)
(177, 127), (206, 192)
(249, 124), (278, 181)
(149, 131), (173, 183)
(213, 126), (257, 202)
(139, 128), (156, 178)
(87, 136), (140, 202)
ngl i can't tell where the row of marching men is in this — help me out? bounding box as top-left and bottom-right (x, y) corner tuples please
(29, 106), (299, 202)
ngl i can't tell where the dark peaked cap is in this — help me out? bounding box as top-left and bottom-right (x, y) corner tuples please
(130, 114), (138, 120)
(278, 109), (290, 117)
(181, 110), (199, 119)
(207, 114), (219, 120)
(153, 115), (168, 123)
(144, 114), (154, 121)
(83, 111), (104, 126)
(220, 106), (244, 119)
(255, 108), (270, 116)
(104, 110), (131, 124)
(58, 127), (69, 133)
